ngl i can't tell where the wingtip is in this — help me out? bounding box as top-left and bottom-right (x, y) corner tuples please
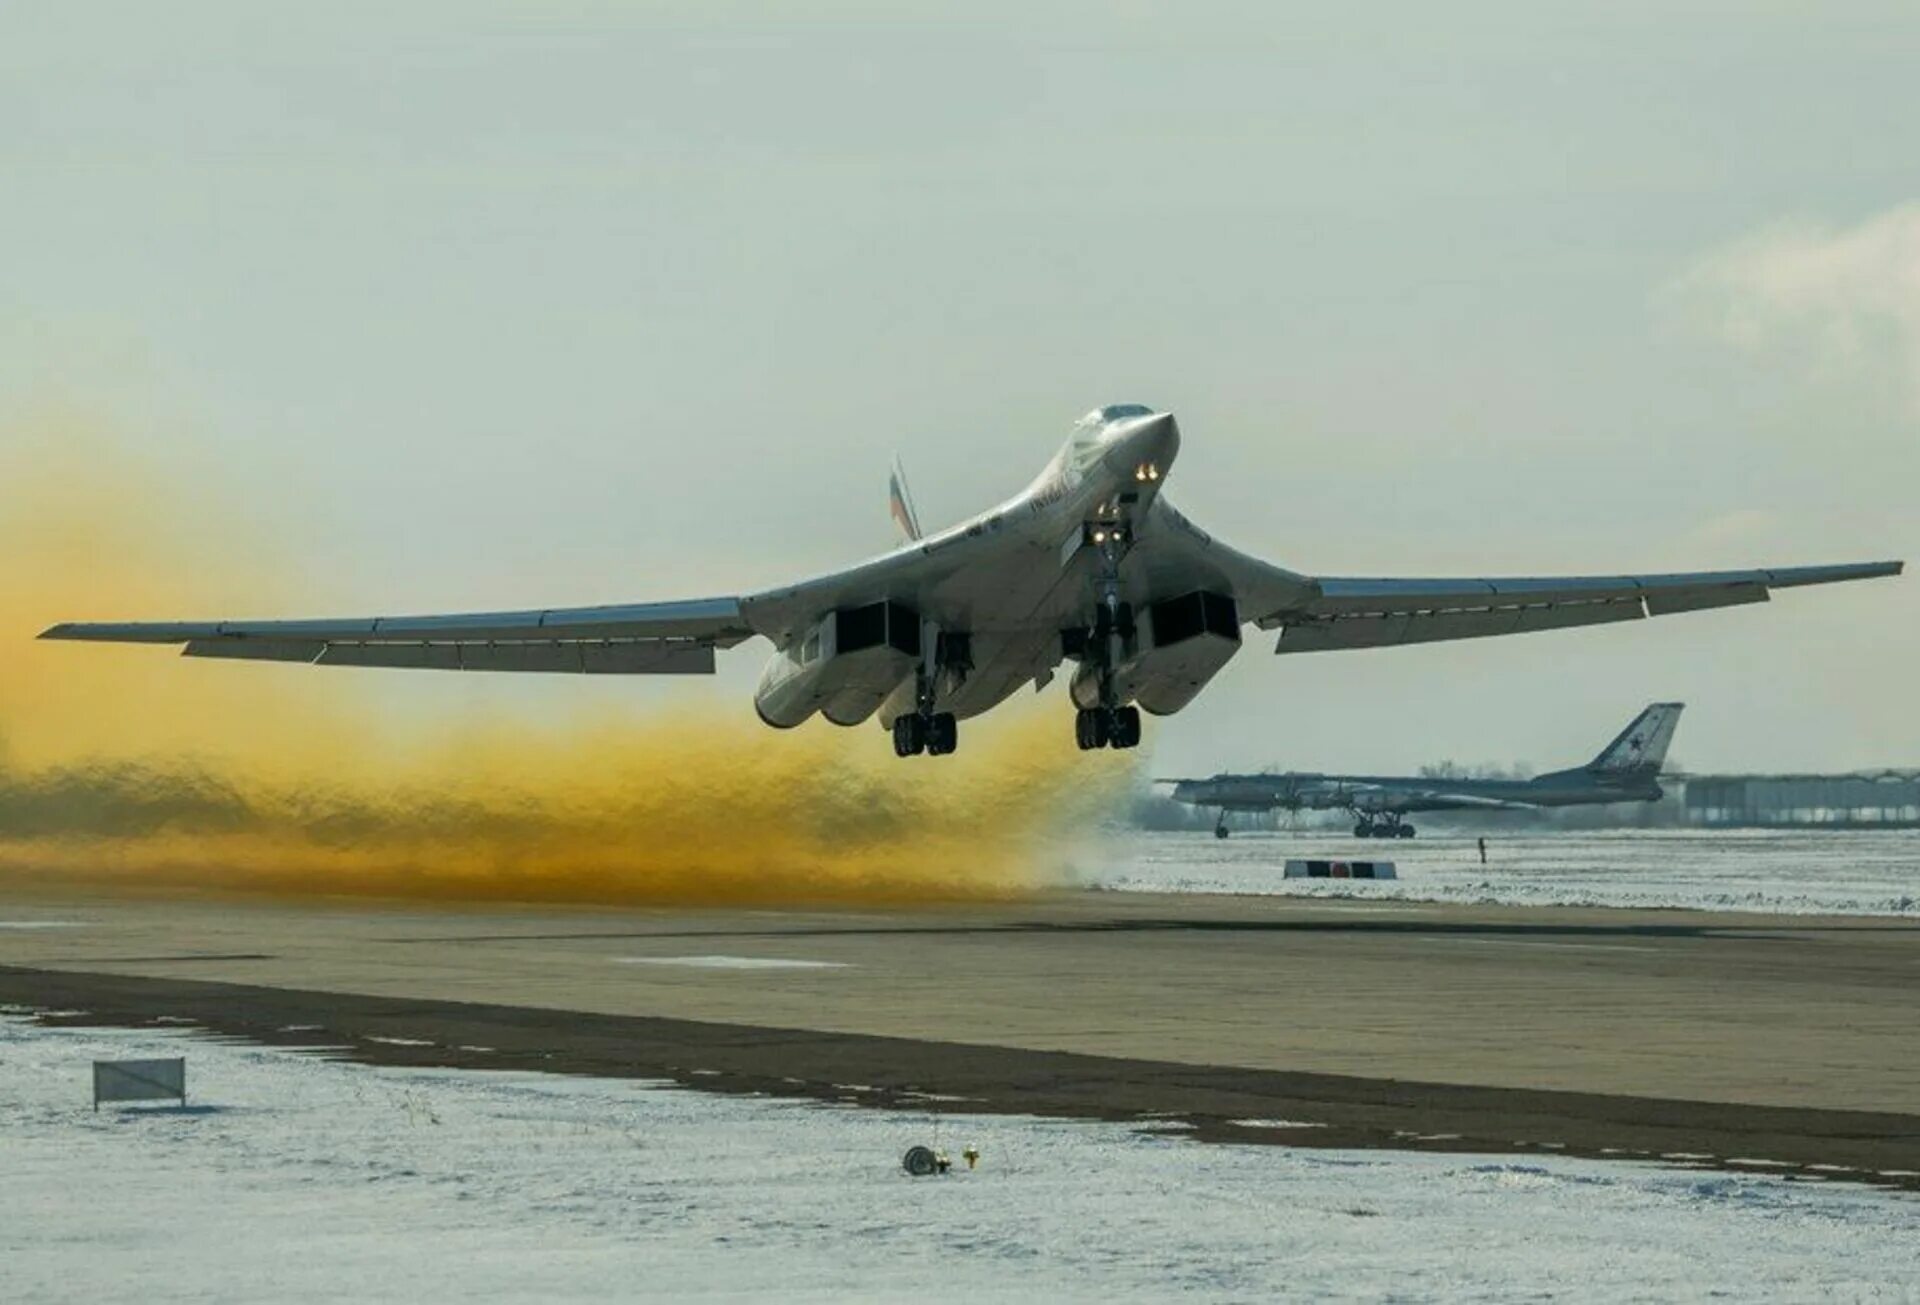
(38, 623), (74, 640)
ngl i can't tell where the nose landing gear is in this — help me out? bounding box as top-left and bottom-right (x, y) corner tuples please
(1068, 523), (1145, 753)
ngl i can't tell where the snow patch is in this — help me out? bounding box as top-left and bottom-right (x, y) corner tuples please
(2, 1017), (1917, 1301)
(1098, 829), (1920, 917)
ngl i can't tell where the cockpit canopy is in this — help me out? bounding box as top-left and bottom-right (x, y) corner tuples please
(1078, 403), (1156, 428)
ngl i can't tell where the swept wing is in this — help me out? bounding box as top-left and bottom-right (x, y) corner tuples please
(41, 597), (756, 673)
(1258, 562), (1901, 653)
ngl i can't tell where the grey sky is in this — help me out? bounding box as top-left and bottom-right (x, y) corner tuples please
(5, 2), (1916, 774)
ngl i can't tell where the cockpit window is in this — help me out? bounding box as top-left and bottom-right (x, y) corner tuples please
(1075, 403), (1144, 427)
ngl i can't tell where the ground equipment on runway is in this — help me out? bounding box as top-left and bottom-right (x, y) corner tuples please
(93, 1057), (187, 1110)
(1283, 860), (1397, 880)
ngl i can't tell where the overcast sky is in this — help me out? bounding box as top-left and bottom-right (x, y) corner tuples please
(5, 1), (1916, 775)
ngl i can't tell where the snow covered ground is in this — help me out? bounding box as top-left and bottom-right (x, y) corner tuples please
(4, 1017), (1917, 1301)
(1093, 828), (1920, 916)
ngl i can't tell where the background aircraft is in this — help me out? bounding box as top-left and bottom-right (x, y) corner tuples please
(43, 409), (1899, 758)
(1161, 702), (1685, 838)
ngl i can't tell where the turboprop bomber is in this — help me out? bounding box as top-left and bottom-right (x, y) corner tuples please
(1162, 702), (1686, 839)
(43, 406), (1902, 757)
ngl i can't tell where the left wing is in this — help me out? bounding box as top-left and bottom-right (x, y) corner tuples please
(40, 596), (757, 673)
(1341, 782), (1539, 813)
(1390, 789), (1539, 811)
(1262, 562), (1902, 653)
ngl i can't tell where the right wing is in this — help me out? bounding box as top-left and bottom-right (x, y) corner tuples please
(1267, 562), (1903, 653)
(1146, 500), (1900, 651)
(40, 596), (757, 673)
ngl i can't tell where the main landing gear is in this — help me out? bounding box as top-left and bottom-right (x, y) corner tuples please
(893, 710), (958, 757)
(894, 643), (965, 757)
(1352, 816), (1416, 839)
(1075, 704), (1142, 751)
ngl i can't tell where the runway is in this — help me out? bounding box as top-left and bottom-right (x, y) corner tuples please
(5, 887), (1917, 1185)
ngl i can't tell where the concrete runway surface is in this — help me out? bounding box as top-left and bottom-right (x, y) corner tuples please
(3, 889), (1917, 1187)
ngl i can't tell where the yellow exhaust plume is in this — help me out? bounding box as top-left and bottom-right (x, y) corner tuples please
(0, 409), (1129, 907)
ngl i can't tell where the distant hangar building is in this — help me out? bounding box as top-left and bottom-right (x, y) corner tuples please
(1681, 770), (1920, 828)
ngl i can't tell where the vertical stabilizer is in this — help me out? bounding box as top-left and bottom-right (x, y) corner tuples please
(888, 455), (923, 543)
(1587, 703), (1684, 775)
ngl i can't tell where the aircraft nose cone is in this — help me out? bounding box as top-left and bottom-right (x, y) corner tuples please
(1135, 412), (1180, 463)
(1108, 412), (1181, 479)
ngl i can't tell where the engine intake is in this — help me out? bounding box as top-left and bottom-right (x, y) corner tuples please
(1070, 590), (1242, 716)
(754, 601), (921, 729)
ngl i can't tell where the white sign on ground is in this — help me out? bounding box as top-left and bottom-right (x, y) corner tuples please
(1283, 860), (1397, 880)
(93, 1057), (186, 1110)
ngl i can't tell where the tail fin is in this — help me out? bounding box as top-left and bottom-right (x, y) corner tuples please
(888, 454), (923, 543)
(1586, 703), (1684, 775)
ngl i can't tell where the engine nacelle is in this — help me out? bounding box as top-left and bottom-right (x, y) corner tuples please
(754, 602), (920, 729)
(1069, 590), (1241, 716)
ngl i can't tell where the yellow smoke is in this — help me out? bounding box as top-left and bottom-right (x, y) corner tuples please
(0, 407), (1130, 906)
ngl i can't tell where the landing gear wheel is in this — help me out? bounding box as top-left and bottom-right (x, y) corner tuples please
(892, 714), (926, 757)
(1353, 822), (1372, 838)
(1074, 707), (1110, 751)
(926, 712), (958, 756)
(1397, 824), (1416, 840)
(1110, 706), (1142, 750)
(1214, 824), (1230, 840)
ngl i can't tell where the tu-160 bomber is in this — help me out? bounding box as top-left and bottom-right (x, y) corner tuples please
(43, 406), (1902, 756)
(1163, 702), (1684, 839)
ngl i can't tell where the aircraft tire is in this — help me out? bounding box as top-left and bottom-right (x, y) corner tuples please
(927, 712), (958, 755)
(1353, 823), (1372, 838)
(1111, 706), (1142, 749)
(892, 715), (926, 757)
